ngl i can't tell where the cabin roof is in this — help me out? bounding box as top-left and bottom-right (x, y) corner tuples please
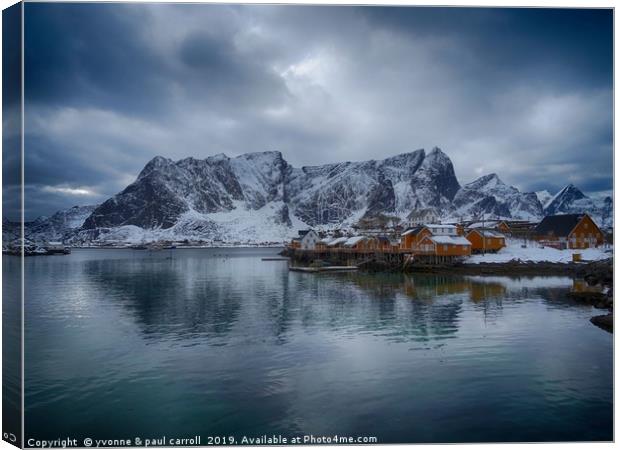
(401, 226), (426, 236)
(327, 237), (348, 246)
(430, 235), (472, 246)
(534, 214), (587, 237)
(468, 229), (505, 238)
(467, 220), (501, 229)
(298, 229), (317, 238)
(344, 236), (366, 247)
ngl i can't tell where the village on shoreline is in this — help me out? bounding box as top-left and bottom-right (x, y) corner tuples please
(285, 213), (612, 269)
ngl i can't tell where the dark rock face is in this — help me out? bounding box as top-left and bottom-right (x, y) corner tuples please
(365, 174), (396, 218)
(274, 204), (292, 226)
(84, 174), (188, 229)
(544, 184), (586, 215)
(412, 147), (460, 205)
(591, 314), (613, 333)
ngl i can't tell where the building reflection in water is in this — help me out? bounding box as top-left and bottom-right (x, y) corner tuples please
(75, 252), (576, 348)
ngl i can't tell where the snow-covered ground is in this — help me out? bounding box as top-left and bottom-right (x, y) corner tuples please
(466, 239), (612, 264)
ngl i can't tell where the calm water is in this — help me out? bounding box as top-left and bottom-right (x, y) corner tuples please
(13, 248), (613, 443)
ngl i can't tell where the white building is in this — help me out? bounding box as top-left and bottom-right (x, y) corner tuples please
(424, 224), (458, 236)
(299, 230), (320, 250)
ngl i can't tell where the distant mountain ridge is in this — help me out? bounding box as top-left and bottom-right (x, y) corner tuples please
(6, 148), (613, 244)
(542, 184), (612, 226)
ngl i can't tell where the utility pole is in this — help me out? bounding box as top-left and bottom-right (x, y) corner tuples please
(482, 214), (486, 255)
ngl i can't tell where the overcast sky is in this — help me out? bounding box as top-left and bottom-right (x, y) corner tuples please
(17, 4), (613, 219)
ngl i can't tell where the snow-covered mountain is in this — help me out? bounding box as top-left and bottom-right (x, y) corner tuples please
(76, 147), (549, 243)
(9, 148), (613, 245)
(82, 148), (461, 231)
(3, 205), (98, 245)
(543, 184), (612, 228)
(535, 190), (553, 208)
(76, 148), (465, 243)
(451, 173), (543, 221)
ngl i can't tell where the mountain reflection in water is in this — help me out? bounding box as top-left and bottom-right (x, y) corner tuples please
(20, 248), (612, 443)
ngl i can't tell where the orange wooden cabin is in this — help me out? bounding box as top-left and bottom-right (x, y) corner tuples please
(496, 221), (511, 235)
(416, 235), (472, 256)
(534, 213), (604, 249)
(466, 229), (506, 253)
(401, 226), (432, 250)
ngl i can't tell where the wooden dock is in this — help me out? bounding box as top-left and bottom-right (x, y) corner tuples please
(289, 266), (359, 273)
(285, 247), (467, 269)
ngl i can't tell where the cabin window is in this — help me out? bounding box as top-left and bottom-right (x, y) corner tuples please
(444, 245), (448, 251)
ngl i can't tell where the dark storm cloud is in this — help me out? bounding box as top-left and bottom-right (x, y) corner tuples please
(3, 3), (22, 221)
(24, 4), (172, 116)
(364, 7), (612, 87)
(20, 4), (613, 219)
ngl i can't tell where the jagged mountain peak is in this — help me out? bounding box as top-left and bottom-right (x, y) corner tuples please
(558, 183), (585, 197)
(464, 173), (505, 191)
(234, 150), (284, 162)
(535, 190), (553, 207)
(207, 152), (230, 162)
(138, 155), (175, 179)
(53, 147), (610, 243)
(427, 146), (448, 159)
(545, 184), (586, 214)
(452, 173), (542, 220)
(542, 183), (611, 227)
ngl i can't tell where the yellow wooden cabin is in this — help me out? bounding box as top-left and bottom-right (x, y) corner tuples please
(466, 229), (506, 253)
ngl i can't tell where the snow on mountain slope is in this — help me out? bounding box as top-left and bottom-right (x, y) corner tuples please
(73, 202), (303, 245)
(82, 147), (461, 238)
(544, 184), (586, 215)
(451, 174), (543, 220)
(28, 147), (612, 245)
(276, 147), (460, 226)
(535, 190), (553, 208)
(13, 205), (99, 244)
(543, 184), (612, 228)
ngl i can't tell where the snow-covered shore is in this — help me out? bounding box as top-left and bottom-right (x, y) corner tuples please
(466, 240), (612, 264)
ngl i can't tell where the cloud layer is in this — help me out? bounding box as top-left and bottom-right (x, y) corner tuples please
(18, 4), (613, 219)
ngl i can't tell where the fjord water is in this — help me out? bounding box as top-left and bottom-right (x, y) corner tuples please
(20, 249), (612, 443)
